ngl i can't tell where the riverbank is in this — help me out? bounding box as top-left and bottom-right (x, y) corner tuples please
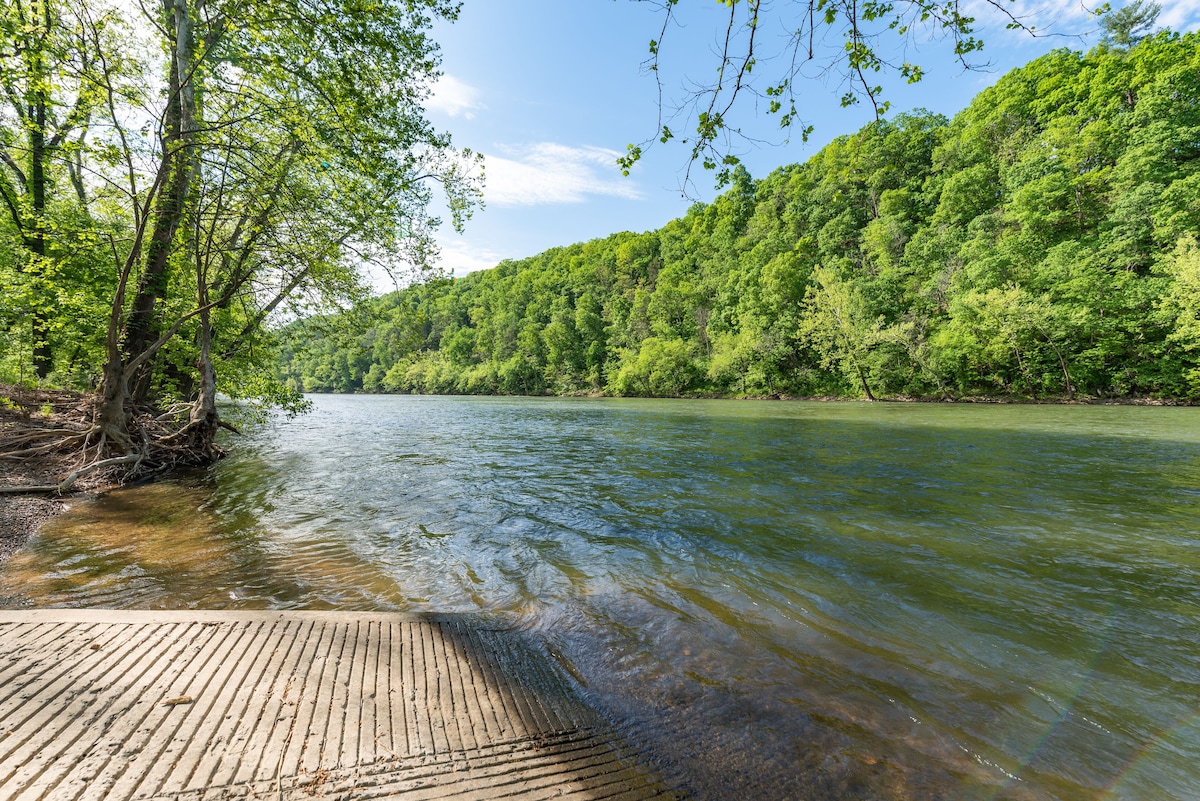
(321, 388), (1195, 405)
(0, 494), (63, 563)
(0, 380), (234, 566)
(0, 385), (98, 564)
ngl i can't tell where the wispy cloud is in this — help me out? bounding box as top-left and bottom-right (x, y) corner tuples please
(957, 0), (1097, 47)
(428, 75), (485, 120)
(1159, 0), (1200, 31)
(483, 143), (641, 206)
(436, 239), (504, 276)
(965, 0), (1200, 45)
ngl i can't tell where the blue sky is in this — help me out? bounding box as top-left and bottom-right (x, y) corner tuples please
(408, 0), (1200, 285)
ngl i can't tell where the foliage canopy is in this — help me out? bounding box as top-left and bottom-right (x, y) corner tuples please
(1, 0), (479, 481)
(282, 31), (1200, 402)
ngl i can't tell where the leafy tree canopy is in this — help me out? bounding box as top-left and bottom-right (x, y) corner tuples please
(0, 0), (480, 485)
(282, 30), (1200, 404)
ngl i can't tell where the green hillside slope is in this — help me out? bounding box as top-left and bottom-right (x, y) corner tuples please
(280, 32), (1200, 401)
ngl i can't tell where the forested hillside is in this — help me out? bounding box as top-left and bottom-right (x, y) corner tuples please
(281, 32), (1200, 401)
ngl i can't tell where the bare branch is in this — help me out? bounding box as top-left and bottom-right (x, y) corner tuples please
(628, 0), (1060, 194)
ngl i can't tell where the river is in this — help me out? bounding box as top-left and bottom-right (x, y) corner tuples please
(2, 396), (1199, 800)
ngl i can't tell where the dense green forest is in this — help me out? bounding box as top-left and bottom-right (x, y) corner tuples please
(281, 32), (1200, 401)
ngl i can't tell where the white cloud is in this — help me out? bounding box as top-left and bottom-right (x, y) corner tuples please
(357, 240), (500, 292)
(1158, 0), (1200, 31)
(436, 240), (504, 277)
(428, 75), (485, 119)
(957, 0), (1095, 46)
(483, 143), (642, 206)
(965, 0), (1200, 44)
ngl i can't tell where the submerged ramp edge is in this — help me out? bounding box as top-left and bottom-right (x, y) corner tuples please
(0, 610), (680, 800)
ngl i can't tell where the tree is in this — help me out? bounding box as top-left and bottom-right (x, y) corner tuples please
(2, 0), (480, 489)
(1100, 0), (1161, 48)
(0, 0), (105, 378)
(1157, 236), (1200, 394)
(800, 265), (881, 399)
(611, 336), (698, 396)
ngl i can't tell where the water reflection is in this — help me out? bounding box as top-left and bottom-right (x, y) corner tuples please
(3, 396), (1199, 800)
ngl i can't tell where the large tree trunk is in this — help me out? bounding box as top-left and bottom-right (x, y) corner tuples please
(95, 356), (132, 447)
(123, 49), (185, 402)
(30, 88), (52, 380)
(96, 228), (137, 450)
(26, 0), (53, 380)
(93, 0), (198, 451)
(188, 307), (219, 457)
(124, 0), (197, 402)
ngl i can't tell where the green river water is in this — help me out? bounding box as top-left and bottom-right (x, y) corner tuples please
(2, 396), (1198, 800)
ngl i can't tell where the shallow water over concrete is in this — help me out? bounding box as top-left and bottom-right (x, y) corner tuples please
(4, 396), (1200, 800)
(0, 610), (675, 801)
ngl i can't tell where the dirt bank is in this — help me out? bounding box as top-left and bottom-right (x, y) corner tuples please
(0, 385), (102, 563)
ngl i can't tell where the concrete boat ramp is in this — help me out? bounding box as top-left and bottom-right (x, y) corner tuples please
(0, 610), (679, 800)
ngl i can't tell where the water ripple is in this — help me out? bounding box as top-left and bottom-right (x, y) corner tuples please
(3, 396), (1200, 800)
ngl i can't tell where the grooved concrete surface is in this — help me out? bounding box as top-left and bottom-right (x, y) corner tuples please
(0, 610), (678, 801)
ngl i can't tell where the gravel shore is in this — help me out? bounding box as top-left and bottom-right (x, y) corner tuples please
(0, 495), (63, 562)
(0, 449), (70, 565)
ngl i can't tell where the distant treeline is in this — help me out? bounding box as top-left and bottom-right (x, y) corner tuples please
(279, 33), (1200, 401)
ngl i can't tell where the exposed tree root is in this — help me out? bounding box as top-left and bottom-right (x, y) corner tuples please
(0, 485), (62, 495)
(54, 452), (146, 494)
(0, 384), (225, 496)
